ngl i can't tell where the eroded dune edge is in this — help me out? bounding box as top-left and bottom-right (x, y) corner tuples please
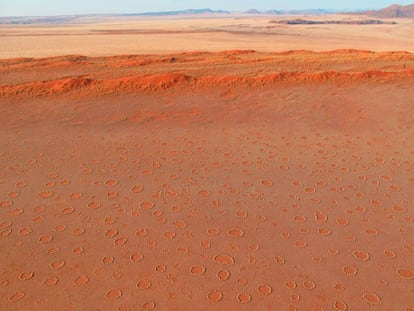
(1, 50), (414, 98)
(1, 50), (414, 311)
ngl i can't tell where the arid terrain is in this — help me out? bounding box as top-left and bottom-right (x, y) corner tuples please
(1, 13), (414, 311)
(1, 14), (414, 58)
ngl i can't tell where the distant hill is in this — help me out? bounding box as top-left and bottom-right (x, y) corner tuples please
(363, 4), (414, 18)
(0, 15), (83, 24)
(122, 8), (230, 17)
(0, 9), (231, 24)
(244, 8), (331, 15)
(244, 9), (261, 14)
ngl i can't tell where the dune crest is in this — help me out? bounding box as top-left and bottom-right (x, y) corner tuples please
(1, 50), (413, 99)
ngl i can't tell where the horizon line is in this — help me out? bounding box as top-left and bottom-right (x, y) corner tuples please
(0, 7), (380, 19)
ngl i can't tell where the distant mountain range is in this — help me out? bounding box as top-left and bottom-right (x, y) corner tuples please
(1, 4), (414, 24)
(0, 15), (82, 24)
(362, 4), (414, 18)
(124, 4), (414, 18)
(121, 8), (230, 16)
(244, 9), (332, 15)
(247, 4), (414, 18)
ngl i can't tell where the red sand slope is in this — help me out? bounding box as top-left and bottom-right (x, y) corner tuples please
(0, 51), (414, 310)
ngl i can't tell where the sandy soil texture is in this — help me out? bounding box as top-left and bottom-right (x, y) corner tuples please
(1, 14), (414, 58)
(1, 50), (414, 310)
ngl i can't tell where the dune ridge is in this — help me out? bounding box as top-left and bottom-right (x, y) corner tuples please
(1, 50), (414, 99)
(2, 70), (414, 98)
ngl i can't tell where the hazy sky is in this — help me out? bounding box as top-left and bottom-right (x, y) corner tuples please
(1, 0), (413, 17)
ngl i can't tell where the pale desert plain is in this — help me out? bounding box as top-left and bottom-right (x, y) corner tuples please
(1, 12), (414, 311)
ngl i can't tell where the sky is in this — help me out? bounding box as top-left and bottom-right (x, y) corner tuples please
(0, 0), (413, 17)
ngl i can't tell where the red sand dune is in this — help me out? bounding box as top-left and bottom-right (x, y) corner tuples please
(1, 50), (414, 310)
(1, 50), (414, 98)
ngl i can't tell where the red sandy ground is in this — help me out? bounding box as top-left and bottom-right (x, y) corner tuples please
(1, 50), (414, 310)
